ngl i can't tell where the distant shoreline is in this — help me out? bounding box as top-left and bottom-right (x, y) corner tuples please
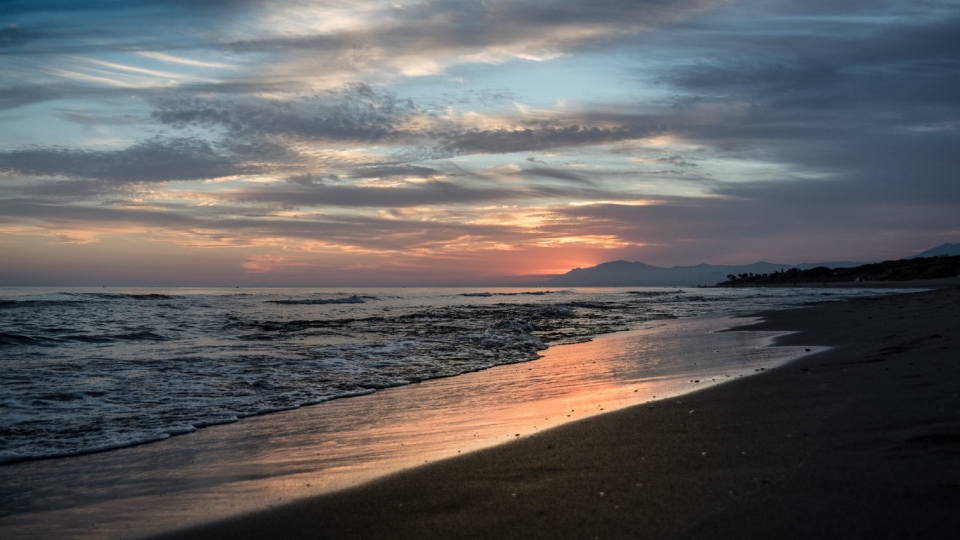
(716, 255), (960, 287)
(712, 275), (960, 288)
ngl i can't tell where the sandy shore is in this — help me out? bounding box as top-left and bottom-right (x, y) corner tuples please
(157, 286), (960, 540)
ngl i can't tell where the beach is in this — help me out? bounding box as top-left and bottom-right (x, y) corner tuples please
(156, 285), (960, 540)
(0, 312), (813, 539)
(5, 1), (956, 537)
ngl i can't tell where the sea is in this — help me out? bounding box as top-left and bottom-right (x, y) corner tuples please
(0, 286), (895, 465)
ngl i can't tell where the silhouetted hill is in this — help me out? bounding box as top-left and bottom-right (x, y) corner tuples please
(545, 260), (823, 287)
(793, 261), (865, 270)
(716, 256), (960, 286)
(910, 243), (960, 258)
(543, 242), (958, 287)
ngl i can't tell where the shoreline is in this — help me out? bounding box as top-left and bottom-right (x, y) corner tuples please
(0, 314), (812, 539)
(4, 284), (895, 468)
(0, 285), (846, 468)
(157, 286), (960, 540)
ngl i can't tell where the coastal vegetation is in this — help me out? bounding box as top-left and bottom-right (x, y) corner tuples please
(717, 255), (960, 286)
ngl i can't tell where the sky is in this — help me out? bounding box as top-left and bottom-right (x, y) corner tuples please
(1, 0), (958, 286)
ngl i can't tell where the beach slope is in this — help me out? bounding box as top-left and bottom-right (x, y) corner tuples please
(159, 287), (960, 540)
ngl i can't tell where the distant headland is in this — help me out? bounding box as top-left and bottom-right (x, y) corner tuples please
(541, 243), (960, 287)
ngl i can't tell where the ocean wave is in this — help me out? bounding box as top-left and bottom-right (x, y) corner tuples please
(0, 332), (58, 346)
(0, 299), (87, 309)
(0, 330), (168, 346)
(61, 292), (176, 300)
(0, 293), (177, 309)
(625, 290), (685, 296)
(268, 295), (365, 305)
(460, 290), (566, 297)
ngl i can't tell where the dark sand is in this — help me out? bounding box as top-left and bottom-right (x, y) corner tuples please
(159, 286), (960, 540)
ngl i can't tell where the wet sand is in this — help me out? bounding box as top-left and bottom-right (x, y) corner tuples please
(158, 286), (960, 540)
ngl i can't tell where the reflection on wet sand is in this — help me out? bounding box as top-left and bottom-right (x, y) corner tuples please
(0, 316), (820, 539)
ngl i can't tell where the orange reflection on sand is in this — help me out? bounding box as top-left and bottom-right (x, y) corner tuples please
(218, 316), (816, 501)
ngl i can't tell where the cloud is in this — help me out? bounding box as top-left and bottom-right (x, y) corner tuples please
(150, 88), (668, 159)
(344, 164), (440, 180)
(0, 138), (255, 183)
(643, 11), (960, 200)
(440, 124), (650, 154)
(55, 107), (142, 126)
(0, 84), (69, 111)
(0, 23), (38, 49)
(224, 181), (523, 208)
(661, 10), (960, 113)
(224, 0), (725, 56)
(150, 84), (421, 143)
(0, 197), (523, 253)
(548, 177), (960, 264)
(517, 167), (593, 185)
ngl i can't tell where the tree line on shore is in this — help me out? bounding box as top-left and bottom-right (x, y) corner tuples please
(717, 255), (960, 286)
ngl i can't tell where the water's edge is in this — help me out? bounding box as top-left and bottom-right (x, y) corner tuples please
(0, 314), (825, 540)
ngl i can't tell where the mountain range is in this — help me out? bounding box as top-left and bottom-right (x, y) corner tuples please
(909, 243), (960, 258)
(542, 243), (959, 287)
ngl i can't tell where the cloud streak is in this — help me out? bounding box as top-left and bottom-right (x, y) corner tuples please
(0, 138), (255, 183)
